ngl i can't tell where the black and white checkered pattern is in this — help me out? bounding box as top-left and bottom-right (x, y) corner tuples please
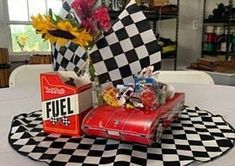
(50, 116), (71, 126)
(61, 116), (70, 126)
(52, 0), (87, 72)
(50, 116), (59, 125)
(89, 0), (161, 85)
(9, 107), (235, 166)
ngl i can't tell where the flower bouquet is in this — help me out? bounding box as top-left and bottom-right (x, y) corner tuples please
(31, 0), (112, 78)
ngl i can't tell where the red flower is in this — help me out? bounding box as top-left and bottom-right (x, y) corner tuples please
(81, 17), (98, 35)
(71, 0), (111, 36)
(71, 0), (95, 19)
(92, 7), (111, 32)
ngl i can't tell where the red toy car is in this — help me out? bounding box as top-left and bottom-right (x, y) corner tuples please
(82, 93), (185, 145)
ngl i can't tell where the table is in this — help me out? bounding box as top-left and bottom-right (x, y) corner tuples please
(0, 83), (235, 166)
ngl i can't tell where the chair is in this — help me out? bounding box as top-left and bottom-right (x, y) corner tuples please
(156, 70), (215, 85)
(9, 64), (53, 89)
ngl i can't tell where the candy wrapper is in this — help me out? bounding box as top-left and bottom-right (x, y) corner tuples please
(99, 66), (175, 110)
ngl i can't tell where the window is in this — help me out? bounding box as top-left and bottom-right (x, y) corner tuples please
(7, 0), (62, 53)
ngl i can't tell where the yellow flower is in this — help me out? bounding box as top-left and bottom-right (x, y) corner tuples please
(16, 34), (28, 51)
(31, 14), (56, 34)
(17, 34), (28, 45)
(31, 14), (93, 48)
(72, 30), (93, 48)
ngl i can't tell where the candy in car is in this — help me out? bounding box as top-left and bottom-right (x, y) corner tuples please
(82, 66), (185, 145)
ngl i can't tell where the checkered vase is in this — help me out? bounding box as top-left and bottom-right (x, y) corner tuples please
(52, 0), (88, 73)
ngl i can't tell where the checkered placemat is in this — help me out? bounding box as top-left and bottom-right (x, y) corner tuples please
(8, 107), (235, 166)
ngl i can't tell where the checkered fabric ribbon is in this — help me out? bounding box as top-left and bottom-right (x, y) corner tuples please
(52, 0), (87, 72)
(8, 107), (235, 166)
(50, 116), (70, 126)
(89, 0), (161, 85)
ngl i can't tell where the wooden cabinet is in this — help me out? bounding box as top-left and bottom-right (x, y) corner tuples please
(0, 48), (11, 88)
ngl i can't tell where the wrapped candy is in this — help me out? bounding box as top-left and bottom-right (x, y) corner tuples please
(99, 66), (175, 110)
(158, 82), (175, 104)
(140, 86), (159, 110)
(102, 86), (119, 107)
(116, 85), (135, 107)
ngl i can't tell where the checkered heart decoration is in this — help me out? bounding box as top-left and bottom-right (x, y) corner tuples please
(8, 107), (235, 166)
(52, 0), (87, 73)
(89, 0), (161, 85)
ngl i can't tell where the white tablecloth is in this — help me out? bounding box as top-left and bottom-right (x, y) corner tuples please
(0, 83), (235, 166)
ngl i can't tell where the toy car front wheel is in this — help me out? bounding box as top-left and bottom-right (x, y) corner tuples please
(155, 121), (163, 143)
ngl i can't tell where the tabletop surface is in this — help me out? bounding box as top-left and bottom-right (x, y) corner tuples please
(0, 83), (235, 166)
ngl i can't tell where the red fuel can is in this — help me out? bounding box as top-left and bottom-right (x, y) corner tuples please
(41, 71), (93, 136)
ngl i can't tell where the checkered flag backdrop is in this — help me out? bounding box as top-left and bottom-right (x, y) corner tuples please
(89, 0), (161, 85)
(52, 0), (87, 73)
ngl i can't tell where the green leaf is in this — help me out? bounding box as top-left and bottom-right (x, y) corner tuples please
(55, 15), (63, 23)
(89, 59), (96, 81)
(49, 9), (53, 18)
